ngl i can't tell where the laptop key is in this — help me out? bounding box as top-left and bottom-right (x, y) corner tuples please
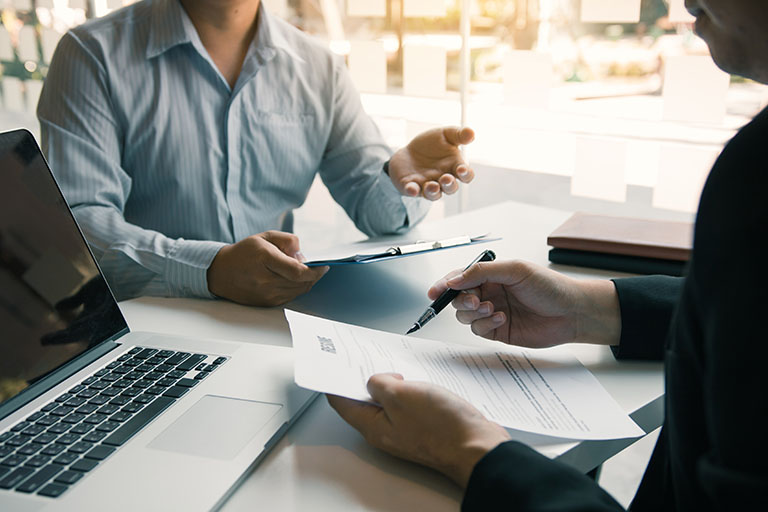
(88, 395), (110, 405)
(22, 424), (46, 436)
(16, 464), (64, 493)
(102, 396), (175, 447)
(68, 441), (93, 454)
(0, 466), (9, 477)
(109, 412), (132, 423)
(0, 466), (35, 489)
(83, 431), (107, 443)
(46, 423), (71, 435)
(55, 434), (80, 445)
(127, 347), (143, 355)
(176, 354), (206, 372)
(84, 445), (115, 461)
(6, 435), (30, 447)
(0, 432), (15, 442)
(53, 452), (79, 466)
(38, 482), (69, 498)
(54, 470), (83, 485)
(109, 396), (131, 406)
(41, 403), (59, 412)
(70, 458), (98, 473)
(213, 356), (227, 365)
(26, 412), (45, 422)
(0, 446), (13, 457)
(96, 421), (120, 433)
(75, 404), (99, 415)
(134, 348), (158, 359)
(1, 454), (27, 467)
(32, 437), (58, 449)
(11, 422), (30, 432)
(17, 444), (42, 456)
(69, 424), (94, 435)
(40, 444), (66, 456)
(36, 415), (59, 426)
(61, 413), (87, 424)
(165, 352), (190, 366)
(162, 386), (189, 399)
(24, 455), (51, 468)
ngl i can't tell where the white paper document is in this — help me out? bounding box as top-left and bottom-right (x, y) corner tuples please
(286, 310), (643, 440)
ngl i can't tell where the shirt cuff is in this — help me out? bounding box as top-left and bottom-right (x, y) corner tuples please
(165, 239), (227, 299)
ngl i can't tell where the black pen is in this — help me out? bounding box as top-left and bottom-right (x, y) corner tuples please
(406, 249), (496, 335)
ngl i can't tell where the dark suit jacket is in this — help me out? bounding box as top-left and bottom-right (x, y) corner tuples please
(462, 106), (768, 511)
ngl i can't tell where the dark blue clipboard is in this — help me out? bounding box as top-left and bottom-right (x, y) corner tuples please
(305, 234), (500, 267)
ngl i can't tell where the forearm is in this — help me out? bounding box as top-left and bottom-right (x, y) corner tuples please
(574, 278), (622, 346)
(73, 205), (224, 300)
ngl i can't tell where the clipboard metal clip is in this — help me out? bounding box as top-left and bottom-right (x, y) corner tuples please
(390, 236), (472, 256)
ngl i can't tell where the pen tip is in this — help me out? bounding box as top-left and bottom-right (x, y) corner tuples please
(406, 325), (419, 335)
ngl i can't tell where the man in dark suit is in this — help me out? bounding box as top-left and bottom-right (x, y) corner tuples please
(328, 1), (768, 509)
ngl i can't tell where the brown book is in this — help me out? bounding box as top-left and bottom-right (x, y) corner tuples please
(547, 212), (693, 262)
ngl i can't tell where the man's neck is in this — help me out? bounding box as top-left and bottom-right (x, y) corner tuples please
(179, 0), (261, 88)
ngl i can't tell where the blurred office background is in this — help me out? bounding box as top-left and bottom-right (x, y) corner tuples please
(2, 0), (767, 244)
(3, 0), (762, 505)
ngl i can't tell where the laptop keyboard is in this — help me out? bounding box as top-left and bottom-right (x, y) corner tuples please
(0, 347), (227, 498)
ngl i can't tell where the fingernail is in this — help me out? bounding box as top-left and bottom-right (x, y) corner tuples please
(294, 251), (306, 262)
(463, 296), (474, 308)
(457, 166), (467, 177)
(492, 313), (504, 324)
(479, 304), (491, 315)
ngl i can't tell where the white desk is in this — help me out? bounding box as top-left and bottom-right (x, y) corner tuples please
(119, 201), (664, 511)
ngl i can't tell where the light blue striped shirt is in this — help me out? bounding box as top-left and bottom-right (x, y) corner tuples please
(38, 0), (427, 301)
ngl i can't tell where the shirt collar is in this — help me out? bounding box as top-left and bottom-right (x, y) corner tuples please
(146, 0), (304, 64)
(146, 0), (196, 60)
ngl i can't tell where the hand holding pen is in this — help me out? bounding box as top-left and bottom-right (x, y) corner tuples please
(407, 249), (496, 334)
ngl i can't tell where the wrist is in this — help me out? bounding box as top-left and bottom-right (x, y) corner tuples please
(446, 426), (511, 489)
(574, 279), (622, 346)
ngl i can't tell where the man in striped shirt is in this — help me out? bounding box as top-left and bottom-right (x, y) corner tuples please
(38, 0), (474, 306)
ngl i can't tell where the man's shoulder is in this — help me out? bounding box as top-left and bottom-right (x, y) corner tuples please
(267, 14), (338, 67)
(67, 0), (152, 51)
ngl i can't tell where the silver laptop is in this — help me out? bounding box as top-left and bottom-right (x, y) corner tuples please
(0, 129), (317, 511)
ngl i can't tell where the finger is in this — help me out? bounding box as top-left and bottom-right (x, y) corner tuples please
(427, 269), (465, 299)
(442, 126), (475, 147)
(451, 289), (482, 310)
(470, 312), (507, 337)
(439, 174), (458, 195)
(423, 181), (442, 201)
(367, 373), (404, 408)
(327, 394), (389, 434)
(403, 181), (420, 197)
(446, 260), (534, 290)
(455, 164), (474, 184)
(456, 302), (495, 324)
(262, 231), (302, 259)
(263, 245), (329, 282)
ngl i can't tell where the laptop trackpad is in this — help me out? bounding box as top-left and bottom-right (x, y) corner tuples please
(148, 395), (282, 460)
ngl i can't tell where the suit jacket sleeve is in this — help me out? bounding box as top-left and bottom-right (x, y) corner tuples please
(610, 276), (683, 361)
(463, 441), (624, 511)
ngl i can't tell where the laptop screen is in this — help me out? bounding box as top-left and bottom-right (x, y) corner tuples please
(0, 130), (128, 408)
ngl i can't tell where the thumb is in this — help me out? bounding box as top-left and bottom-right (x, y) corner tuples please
(443, 126), (475, 147)
(261, 231), (302, 259)
(367, 373), (404, 407)
(446, 260), (533, 289)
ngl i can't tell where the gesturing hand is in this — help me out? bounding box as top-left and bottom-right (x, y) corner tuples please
(327, 373), (510, 488)
(428, 260), (621, 348)
(207, 230), (328, 307)
(388, 126), (475, 201)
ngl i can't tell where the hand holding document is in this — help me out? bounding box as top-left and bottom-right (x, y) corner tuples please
(286, 310), (642, 440)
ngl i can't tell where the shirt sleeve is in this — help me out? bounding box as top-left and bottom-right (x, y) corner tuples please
(317, 55), (429, 237)
(463, 441), (624, 511)
(610, 276), (683, 361)
(38, 31), (224, 301)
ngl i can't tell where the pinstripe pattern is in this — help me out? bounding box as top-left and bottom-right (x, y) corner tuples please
(37, 0), (427, 301)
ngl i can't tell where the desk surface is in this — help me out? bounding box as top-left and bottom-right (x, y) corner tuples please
(119, 201), (664, 511)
